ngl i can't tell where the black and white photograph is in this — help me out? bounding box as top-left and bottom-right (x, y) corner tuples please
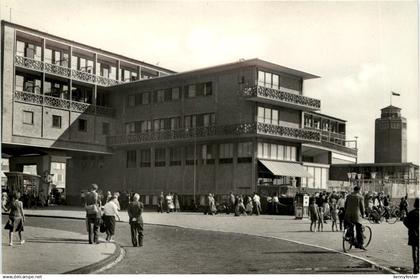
(0, 0), (419, 276)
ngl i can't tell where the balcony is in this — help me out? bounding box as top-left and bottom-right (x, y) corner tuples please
(107, 122), (321, 146)
(242, 86), (321, 111)
(15, 56), (122, 87)
(316, 140), (358, 155)
(14, 90), (115, 117)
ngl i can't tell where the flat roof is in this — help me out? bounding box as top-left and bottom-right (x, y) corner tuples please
(1, 20), (176, 74)
(331, 162), (419, 168)
(111, 58), (320, 89)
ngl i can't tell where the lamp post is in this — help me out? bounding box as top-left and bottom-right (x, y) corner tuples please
(193, 129), (197, 207)
(371, 172), (377, 193)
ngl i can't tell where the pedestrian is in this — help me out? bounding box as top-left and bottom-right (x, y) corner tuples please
(266, 195), (272, 214)
(330, 199), (339, 232)
(4, 191), (25, 246)
(158, 192), (164, 213)
(166, 192), (174, 213)
(105, 191), (112, 203)
(309, 197), (319, 232)
(112, 192), (121, 210)
(272, 193), (279, 215)
(229, 192), (236, 214)
(128, 193), (144, 247)
(103, 195), (121, 242)
(344, 186), (366, 250)
(337, 194), (346, 231)
(85, 184), (102, 244)
(245, 196), (253, 215)
(2, 192), (9, 212)
(253, 192), (261, 215)
(323, 198), (330, 223)
(317, 205), (324, 232)
(403, 198), (419, 274)
(400, 196), (409, 220)
(174, 193), (181, 212)
(235, 195), (246, 216)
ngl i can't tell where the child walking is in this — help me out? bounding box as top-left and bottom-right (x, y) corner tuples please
(309, 198), (319, 232)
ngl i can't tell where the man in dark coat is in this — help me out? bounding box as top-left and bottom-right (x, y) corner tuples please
(85, 184), (101, 244)
(344, 186), (366, 250)
(128, 193), (144, 247)
(404, 198), (419, 274)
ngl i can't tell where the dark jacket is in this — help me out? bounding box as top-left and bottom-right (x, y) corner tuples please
(128, 201), (144, 224)
(344, 191), (365, 223)
(403, 208), (419, 247)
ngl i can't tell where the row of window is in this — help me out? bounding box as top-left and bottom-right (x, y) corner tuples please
(16, 40), (160, 81)
(126, 142), (253, 168)
(304, 115), (345, 133)
(257, 70), (301, 94)
(257, 142), (297, 161)
(301, 166), (329, 189)
(127, 82), (212, 107)
(21, 110), (110, 134)
(125, 113), (215, 134)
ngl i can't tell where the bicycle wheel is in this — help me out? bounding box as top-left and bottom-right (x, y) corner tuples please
(363, 225), (372, 248)
(386, 211), (398, 224)
(342, 228), (353, 253)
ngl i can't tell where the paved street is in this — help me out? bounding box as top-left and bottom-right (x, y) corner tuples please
(22, 207), (413, 273)
(2, 216), (383, 274)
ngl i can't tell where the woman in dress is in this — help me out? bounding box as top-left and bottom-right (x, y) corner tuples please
(5, 191), (25, 246)
(102, 195), (121, 242)
(166, 193), (174, 213)
(245, 196), (253, 215)
(208, 194), (217, 215)
(174, 193), (181, 213)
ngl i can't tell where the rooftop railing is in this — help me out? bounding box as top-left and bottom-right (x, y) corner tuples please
(242, 86), (321, 110)
(15, 56), (122, 87)
(107, 122), (321, 146)
(14, 90), (115, 117)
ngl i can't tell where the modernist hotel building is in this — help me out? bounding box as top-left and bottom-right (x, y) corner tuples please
(1, 21), (357, 206)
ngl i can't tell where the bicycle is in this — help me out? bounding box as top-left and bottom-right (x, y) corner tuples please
(342, 223), (372, 253)
(367, 206), (399, 224)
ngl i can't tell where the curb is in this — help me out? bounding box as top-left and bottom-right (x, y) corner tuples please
(64, 241), (122, 274)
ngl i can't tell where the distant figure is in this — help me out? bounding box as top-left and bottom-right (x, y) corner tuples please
(400, 196), (409, 220)
(272, 193), (279, 215)
(5, 191), (25, 246)
(253, 193), (261, 216)
(158, 192), (164, 213)
(403, 198), (419, 274)
(166, 193), (174, 213)
(2, 192), (9, 212)
(105, 191), (112, 203)
(85, 184), (101, 244)
(317, 206), (324, 232)
(112, 192), (121, 211)
(235, 195), (246, 216)
(330, 199), (339, 232)
(309, 197), (319, 232)
(174, 193), (180, 212)
(103, 195), (121, 242)
(128, 193), (144, 247)
(245, 196), (253, 215)
(344, 186), (366, 250)
(229, 192), (236, 214)
(208, 193), (217, 215)
(337, 194), (346, 231)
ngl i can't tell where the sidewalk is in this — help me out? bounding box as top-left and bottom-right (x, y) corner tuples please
(2, 222), (119, 274)
(22, 206), (413, 274)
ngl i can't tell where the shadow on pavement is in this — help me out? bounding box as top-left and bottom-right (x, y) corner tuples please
(262, 250), (337, 254)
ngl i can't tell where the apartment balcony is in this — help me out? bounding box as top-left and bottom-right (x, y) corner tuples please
(14, 90), (115, 117)
(15, 56), (121, 87)
(242, 86), (321, 111)
(107, 122), (321, 146)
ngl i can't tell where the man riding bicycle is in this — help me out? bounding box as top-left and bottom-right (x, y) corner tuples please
(344, 186), (367, 250)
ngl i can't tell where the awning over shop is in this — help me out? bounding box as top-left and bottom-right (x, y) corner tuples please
(259, 160), (313, 178)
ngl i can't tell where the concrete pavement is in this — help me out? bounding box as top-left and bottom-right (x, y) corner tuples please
(2, 217), (120, 274)
(20, 206), (414, 273)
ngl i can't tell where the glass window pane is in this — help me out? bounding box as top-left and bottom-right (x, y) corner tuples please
(257, 142), (263, 158)
(71, 55), (78, 69)
(285, 146), (291, 161)
(257, 107), (265, 123)
(188, 85), (196, 98)
(277, 145), (284, 160)
(265, 73), (272, 87)
(15, 75), (24, 91)
(264, 108), (271, 124)
(270, 144), (277, 159)
(16, 41), (25, 56)
(272, 110), (278, 125)
(291, 146), (297, 161)
(258, 71), (265, 86)
(272, 74), (279, 89)
(263, 143), (269, 158)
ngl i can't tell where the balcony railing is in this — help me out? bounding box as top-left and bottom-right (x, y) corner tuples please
(15, 56), (122, 87)
(14, 90), (115, 117)
(242, 86), (321, 110)
(107, 122), (321, 146)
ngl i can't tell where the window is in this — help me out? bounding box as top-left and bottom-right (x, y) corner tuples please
(16, 41), (25, 56)
(185, 146), (196, 165)
(170, 117), (180, 130)
(238, 142), (253, 163)
(170, 147), (182, 166)
(141, 92), (150, 105)
(154, 90), (165, 103)
(258, 70), (280, 89)
(22, 111), (34, 125)
(128, 95), (135, 107)
(187, 85), (196, 98)
(126, 150), (137, 168)
(78, 119), (87, 132)
(257, 106), (278, 125)
(125, 122), (135, 134)
(140, 120), (151, 132)
(52, 115), (62, 128)
(171, 87), (180, 100)
(184, 115), (197, 129)
(205, 82), (212, 96)
(201, 144), (215, 164)
(102, 122), (110, 135)
(155, 148), (166, 167)
(139, 149), (151, 167)
(219, 143), (233, 164)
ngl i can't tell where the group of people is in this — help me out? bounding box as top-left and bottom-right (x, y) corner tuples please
(308, 190), (346, 232)
(157, 192), (181, 213)
(84, 184), (144, 247)
(203, 192), (262, 216)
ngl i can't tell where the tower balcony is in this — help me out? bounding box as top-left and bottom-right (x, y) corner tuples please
(107, 122), (321, 146)
(14, 90), (115, 117)
(15, 56), (121, 87)
(242, 86), (321, 111)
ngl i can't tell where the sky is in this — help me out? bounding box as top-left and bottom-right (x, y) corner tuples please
(1, 0), (418, 164)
